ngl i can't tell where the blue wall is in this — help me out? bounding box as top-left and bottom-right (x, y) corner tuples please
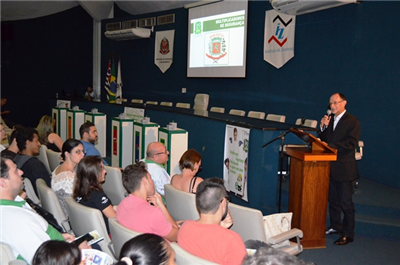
(2, 1), (399, 188)
(103, 1), (400, 188)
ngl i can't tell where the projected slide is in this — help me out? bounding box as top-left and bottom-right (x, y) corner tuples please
(187, 0), (248, 78)
(189, 10), (245, 67)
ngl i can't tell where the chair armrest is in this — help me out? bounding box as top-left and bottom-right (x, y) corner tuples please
(108, 241), (117, 261)
(267, 228), (303, 245)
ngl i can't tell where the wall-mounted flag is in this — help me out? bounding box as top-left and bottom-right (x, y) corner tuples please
(264, 10), (296, 69)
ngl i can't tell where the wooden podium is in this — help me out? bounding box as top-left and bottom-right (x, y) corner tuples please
(285, 129), (337, 248)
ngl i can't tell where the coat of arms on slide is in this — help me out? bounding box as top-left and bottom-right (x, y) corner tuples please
(205, 32), (228, 63)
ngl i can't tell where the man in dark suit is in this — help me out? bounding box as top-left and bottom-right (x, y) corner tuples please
(319, 93), (360, 245)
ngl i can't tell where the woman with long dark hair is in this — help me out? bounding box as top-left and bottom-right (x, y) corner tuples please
(73, 156), (116, 233)
(115, 234), (176, 265)
(51, 139), (85, 216)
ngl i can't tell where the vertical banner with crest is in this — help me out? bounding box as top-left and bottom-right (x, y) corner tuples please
(155, 30), (175, 73)
(223, 125), (250, 202)
(264, 10), (296, 69)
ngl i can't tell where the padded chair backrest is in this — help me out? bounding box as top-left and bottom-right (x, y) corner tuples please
(209, 107), (225, 113)
(1, 242), (16, 265)
(36, 145), (52, 175)
(24, 177), (40, 205)
(46, 149), (61, 172)
(146, 101), (158, 105)
(160, 101), (173, 107)
(228, 203), (267, 242)
(102, 166), (127, 205)
(171, 242), (219, 265)
(164, 184), (199, 221)
(36, 178), (70, 233)
(109, 217), (142, 258)
(295, 118), (317, 128)
(229, 109), (246, 116)
(248, 111), (266, 119)
(193, 93), (209, 111)
(131, 99), (143, 103)
(266, 114), (286, 123)
(176, 102), (191, 109)
(65, 197), (115, 259)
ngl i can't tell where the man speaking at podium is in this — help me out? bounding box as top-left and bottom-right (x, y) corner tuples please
(319, 93), (360, 246)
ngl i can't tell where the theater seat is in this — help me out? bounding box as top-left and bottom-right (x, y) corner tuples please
(109, 217), (142, 258)
(171, 242), (219, 265)
(229, 203), (303, 256)
(0, 242), (27, 265)
(102, 166), (128, 205)
(36, 178), (71, 233)
(65, 197), (116, 260)
(176, 102), (191, 109)
(229, 109), (245, 116)
(210, 107), (225, 113)
(164, 184), (199, 221)
(248, 111), (266, 119)
(46, 149), (61, 172)
(266, 114), (286, 123)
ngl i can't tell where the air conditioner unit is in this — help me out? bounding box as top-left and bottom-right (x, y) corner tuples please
(270, 0), (357, 16)
(104, 27), (152, 41)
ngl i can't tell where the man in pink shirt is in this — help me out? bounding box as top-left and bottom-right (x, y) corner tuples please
(116, 161), (179, 242)
(178, 178), (247, 265)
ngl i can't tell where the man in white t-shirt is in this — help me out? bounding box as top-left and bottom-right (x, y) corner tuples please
(141, 142), (170, 196)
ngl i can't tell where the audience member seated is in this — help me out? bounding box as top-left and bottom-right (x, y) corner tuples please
(241, 246), (314, 265)
(73, 156), (116, 233)
(32, 240), (82, 265)
(37, 115), (63, 152)
(14, 127), (51, 195)
(178, 178), (247, 265)
(1, 125), (23, 160)
(115, 234), (175, 265)
(117, 162), (179, 242)
(52, 139), (85, 216)
(79, 121), (108, 166)
(0, 157), (87, 264)
(1, 97), (15, 128)
(84, 85), (95, 101)
(141, 142), (171, 196)
(171, 149), (203, 193)
(0, 124), (7, 151)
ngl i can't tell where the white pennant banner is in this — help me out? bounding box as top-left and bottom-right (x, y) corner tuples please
(264, 10), (296, 69)
(155, 30), (175, 73)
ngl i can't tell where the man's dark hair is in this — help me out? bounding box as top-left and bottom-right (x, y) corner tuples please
(1, 157), (11, 179)
(196, 178), (227, 214)
(79, 122), (95, 139)
(16, 127), (38, 151)
(338, 93), (347, 101)
(9, 125), (24, 145)
(122, 161), (149, 193)
(241, 247), (313, 265)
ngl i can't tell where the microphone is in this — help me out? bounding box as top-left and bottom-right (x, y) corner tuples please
(322, 110), (332, 130)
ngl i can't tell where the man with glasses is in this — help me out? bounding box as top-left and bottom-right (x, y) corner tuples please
(141, 142), (170, 196)
(178, 178), (247, 265)
(320, 93), (360, 245)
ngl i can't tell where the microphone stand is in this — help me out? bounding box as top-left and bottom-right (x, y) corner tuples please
(262, 129), (292, 213)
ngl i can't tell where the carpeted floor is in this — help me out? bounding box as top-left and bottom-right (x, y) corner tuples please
(294, 178), (400, 265)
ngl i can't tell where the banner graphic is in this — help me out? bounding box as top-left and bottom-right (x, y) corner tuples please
(264, 10), (296, 69)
